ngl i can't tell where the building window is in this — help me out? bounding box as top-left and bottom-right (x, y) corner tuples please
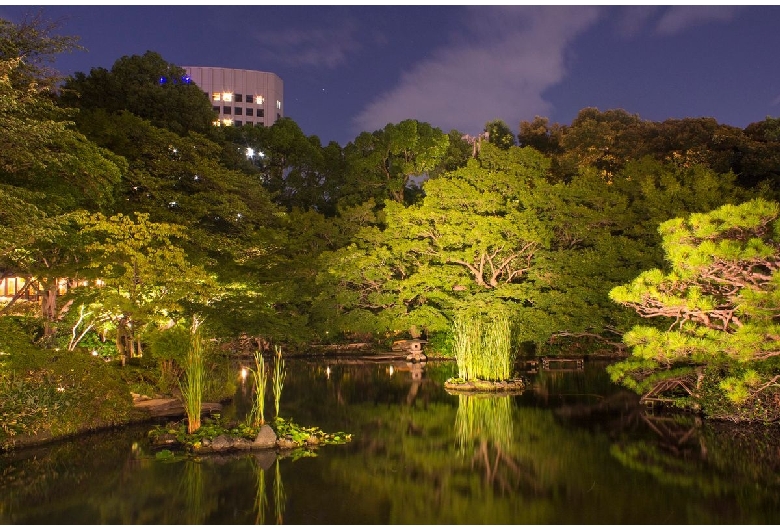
(204, 91), (208, 98)
(276, 100), (281, 110)
(258, 122), (264, 127)
(234, 107), (243, 116)
(277, 113), (281, 120)
(246, 108), (254, 116)
(245, 121), (253, 127)
(212, 92), (221, 101)
(222, 93), (233, 102)
(235, 120), (242, 126)
(235, 94), (243, 103)
(246, 95), (254, 103)
(223, 106), (231, 114)
(256, 95), (264, 105)
(212, 106), (220, 113)
(258, 109), (264, 118)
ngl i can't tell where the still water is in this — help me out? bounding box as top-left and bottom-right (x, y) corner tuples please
(2, 358), (780, 524)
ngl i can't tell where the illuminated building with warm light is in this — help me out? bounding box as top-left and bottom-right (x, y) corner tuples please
(183, 66), (284, 127)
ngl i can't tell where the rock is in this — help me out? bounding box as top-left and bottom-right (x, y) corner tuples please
(252, 424), (278, 449)
(210, 434), (233, 452)
(232, 437), (252, 451)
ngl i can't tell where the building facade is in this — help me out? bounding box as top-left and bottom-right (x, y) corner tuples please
(183, 66), (283, 128)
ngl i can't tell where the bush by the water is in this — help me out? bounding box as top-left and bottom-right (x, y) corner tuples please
(0, 318), (133, 450)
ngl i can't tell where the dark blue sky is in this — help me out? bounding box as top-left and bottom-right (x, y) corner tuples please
(3, 5), (780, 146)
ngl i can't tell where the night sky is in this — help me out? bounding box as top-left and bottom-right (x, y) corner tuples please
(3, 4), (780, 146)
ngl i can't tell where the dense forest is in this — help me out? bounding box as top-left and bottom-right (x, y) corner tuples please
(2, 15), (780, 444)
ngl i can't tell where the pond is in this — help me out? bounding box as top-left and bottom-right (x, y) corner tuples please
(2, 357), (780, 524)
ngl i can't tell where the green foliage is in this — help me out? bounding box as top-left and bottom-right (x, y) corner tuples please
(426, 330), (454, 357)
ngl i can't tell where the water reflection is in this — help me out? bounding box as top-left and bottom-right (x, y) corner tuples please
(2, 359), (780, 524)
(456, 395), (523, 494)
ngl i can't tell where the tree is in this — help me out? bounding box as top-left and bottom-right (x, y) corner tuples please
(609, 199), (780, 420)
(61, 50), (216, 136)
(342, 119), (450, 204)
(1, 19), (123, 335)
(518, 116), (562, 156)
(484, 119), (516, 150)
(0, 12), (81, 90)
(317, 143), (549, 338)
(79, 212), (217, 363)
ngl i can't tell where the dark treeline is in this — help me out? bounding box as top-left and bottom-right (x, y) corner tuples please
(2, 15), (780, 433)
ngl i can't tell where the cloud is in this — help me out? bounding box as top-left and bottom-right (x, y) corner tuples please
(614, 6), (661, 38)
(252, 21), (362, 69)
(352, 6), (601, 137)
(655, 6), (741, 35)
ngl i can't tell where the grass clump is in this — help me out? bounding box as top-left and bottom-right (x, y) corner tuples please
(451, 303), (515, 382)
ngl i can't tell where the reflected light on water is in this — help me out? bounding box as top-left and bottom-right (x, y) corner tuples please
(388, 366), (394, 377)
(326, 366), (331, 380)
(240, 367), (248, 381)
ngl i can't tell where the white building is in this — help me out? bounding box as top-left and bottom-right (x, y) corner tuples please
(183, 66), (283, 127)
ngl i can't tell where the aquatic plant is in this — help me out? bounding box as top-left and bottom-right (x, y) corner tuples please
(179, 317), (205, 434)
(452, 304), (514, 382)
(248, 350), (267, 427)
(272, 345), (285, 418)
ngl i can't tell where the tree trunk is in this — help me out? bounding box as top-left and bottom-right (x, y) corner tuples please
(40, 278), (59, 341)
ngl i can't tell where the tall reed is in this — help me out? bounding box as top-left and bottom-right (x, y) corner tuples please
(272, 345), (285, 418)
(249, 350), (267, 427)
(180, 316), (205, 434)
(452, 305), (514, 382)
(453, 312), (481, 380)
(482, 312), (512, 381)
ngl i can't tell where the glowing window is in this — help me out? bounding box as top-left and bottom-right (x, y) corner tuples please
(222, 118), (233, 126)
(276, 100), (281, 110)
(212, 92), (221, 101)
(256, 95), (264, 105)
(222, 92), (233, 102)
